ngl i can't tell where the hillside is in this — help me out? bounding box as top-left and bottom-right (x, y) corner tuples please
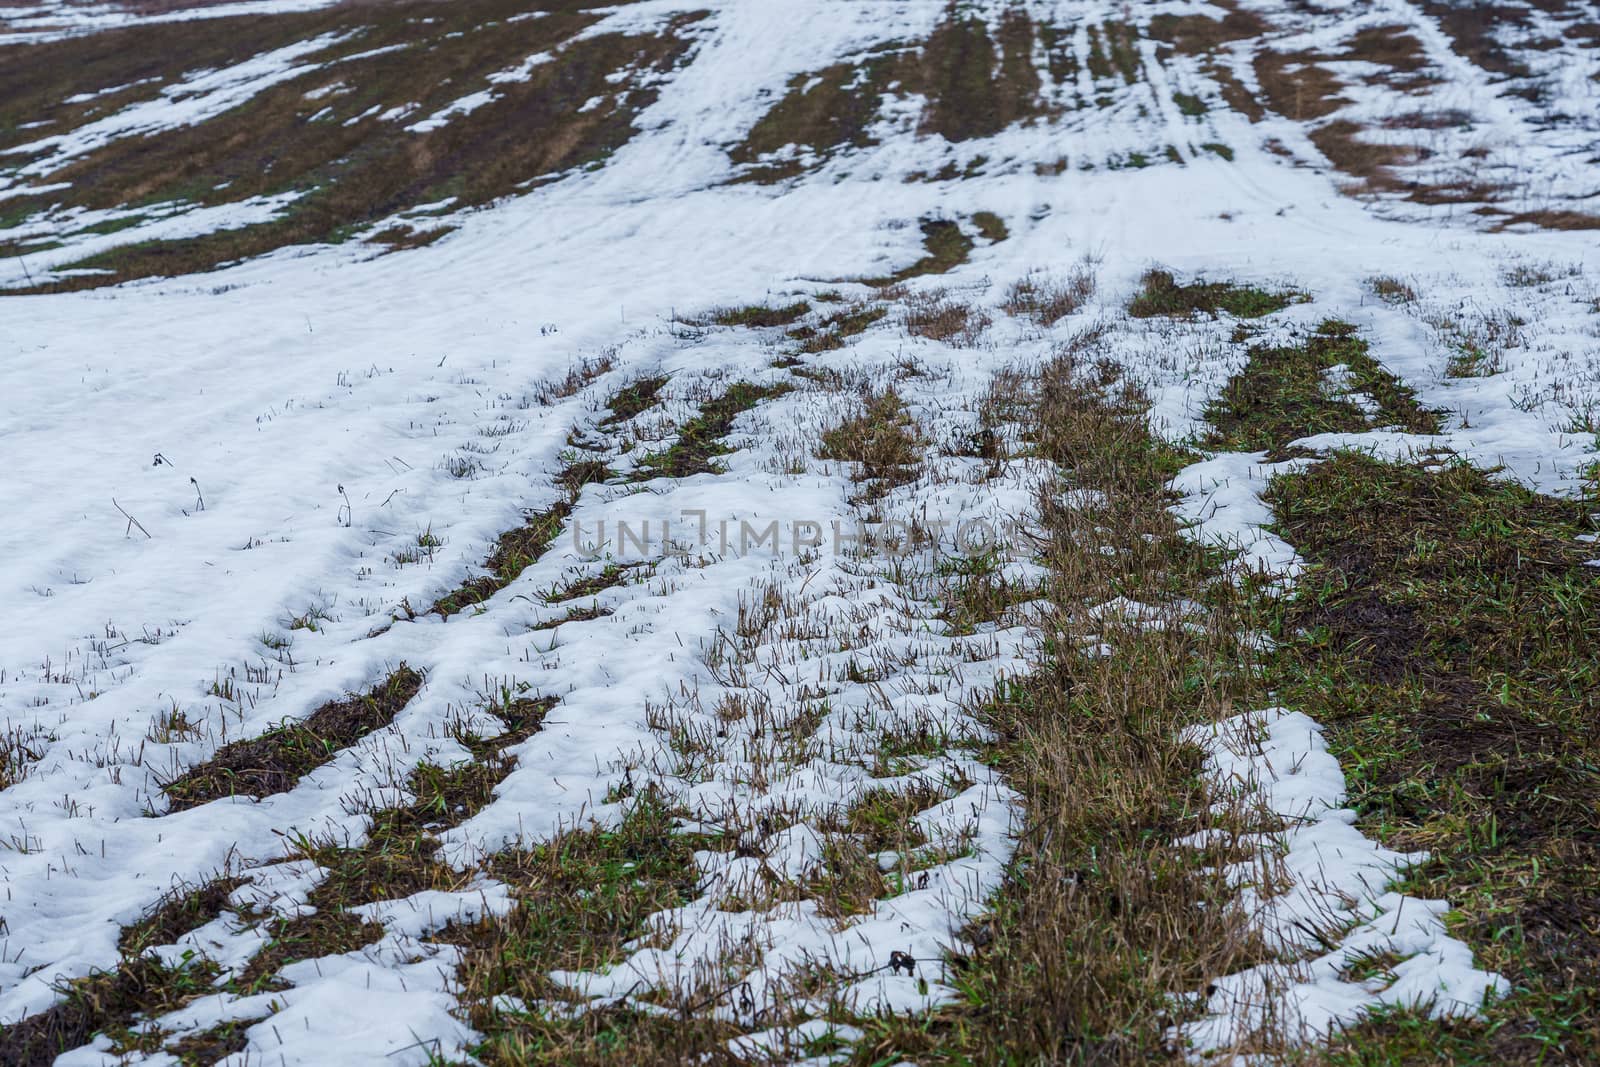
(1, 1), (1597, 1064)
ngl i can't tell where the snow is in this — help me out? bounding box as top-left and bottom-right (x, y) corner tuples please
(0, 0), (1596, 1062)
(0, 0), (344, 43)
(1173, 709), (1507, 1056)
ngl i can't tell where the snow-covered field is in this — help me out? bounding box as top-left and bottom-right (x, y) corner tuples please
(2, 0), (1596, 1063)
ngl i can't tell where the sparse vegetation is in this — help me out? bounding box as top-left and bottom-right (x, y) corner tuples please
(788, 304), (887, 353)
(1128, 268), (1299, 319)
(2, 4), (705, 292)
(730, 7), (1049, 182)
(1205, 318), (1442, 453)
(1370, 275), (1418, 304)
(6, 0), (1598, 1056)
(860, 337), (1274, 1064)
(903, 288), (991, 346)
(632, 381), (792, 479)
(162, 665), (424, 809)
(705, 301), (811, 328)
(817, 386), (925, 497)
(453, 792), (709, 1066)
(871, 218), (976, 286)
(1002, 263), (1097, 326)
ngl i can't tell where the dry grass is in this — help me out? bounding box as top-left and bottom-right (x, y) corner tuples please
(0, 956), (217, 1066)
(4, 2), (703, 291)
(1148, 5), (1267, 56)
(817, 386), (925, 498)
(861, 337), (1280, 1064)
(1308, 120), (1414, 194)
(729, 7), (1049, 182)
(1423, 304), (1526, 377)
(1254, 50), (1348, 121)
(903, 288), (991, 346)
(535, 352), (617, 406)
(1493, 209), (1600, 232)
(1001, 263), (1097, 326)
(1370, 275), (1418, 304)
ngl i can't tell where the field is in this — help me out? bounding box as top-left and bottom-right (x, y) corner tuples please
(0, 0), (1597, 1063)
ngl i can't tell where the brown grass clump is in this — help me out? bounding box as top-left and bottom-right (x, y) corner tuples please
(916, 8), (1044, 142)
(817, 387), (925, 496)
(1253, 51), (1348, 120)
(1416, 0), (1533, 78)
(1344, 26), (1431, 76)
(730, 7), (1050, 182)
(1492, 209), (1600, 232)
(1148, 6), (1268, 56)
(1001, 264), (1097, 326)
(1308, 120), (1414, 193)
(903, 289), (991, 346)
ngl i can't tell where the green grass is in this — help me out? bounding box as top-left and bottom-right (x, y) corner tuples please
(632, 381), (792, 479)
(427, 446), (622, 618)
(971, 210), (1009, 243)
(600, 375), (668, 428)
(872, 218), (975, 285)
(1265, 452), (1600, 1064)
(1128, 267), (1300, 319)
(707, 301), (811, 328)
(454, 792), (712, 1065)
(788, 304), (886, 353)
(1204, 318), (1442, 453)
(162, 666), (424, 809)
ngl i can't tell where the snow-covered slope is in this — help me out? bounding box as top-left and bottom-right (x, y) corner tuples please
(1, 1), (1596, 1063)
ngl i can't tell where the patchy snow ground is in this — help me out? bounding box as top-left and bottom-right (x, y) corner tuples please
(1, 0), (1597, 1063)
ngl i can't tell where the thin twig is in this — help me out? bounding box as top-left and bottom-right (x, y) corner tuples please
(112, 498), (151, 539)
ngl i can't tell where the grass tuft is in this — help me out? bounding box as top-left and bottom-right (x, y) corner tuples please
(1128, 268), (1299, 319)
(1002, 264), (1097, 326)
(633, 382), (792, 480)
(817, 387), (925, 497)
